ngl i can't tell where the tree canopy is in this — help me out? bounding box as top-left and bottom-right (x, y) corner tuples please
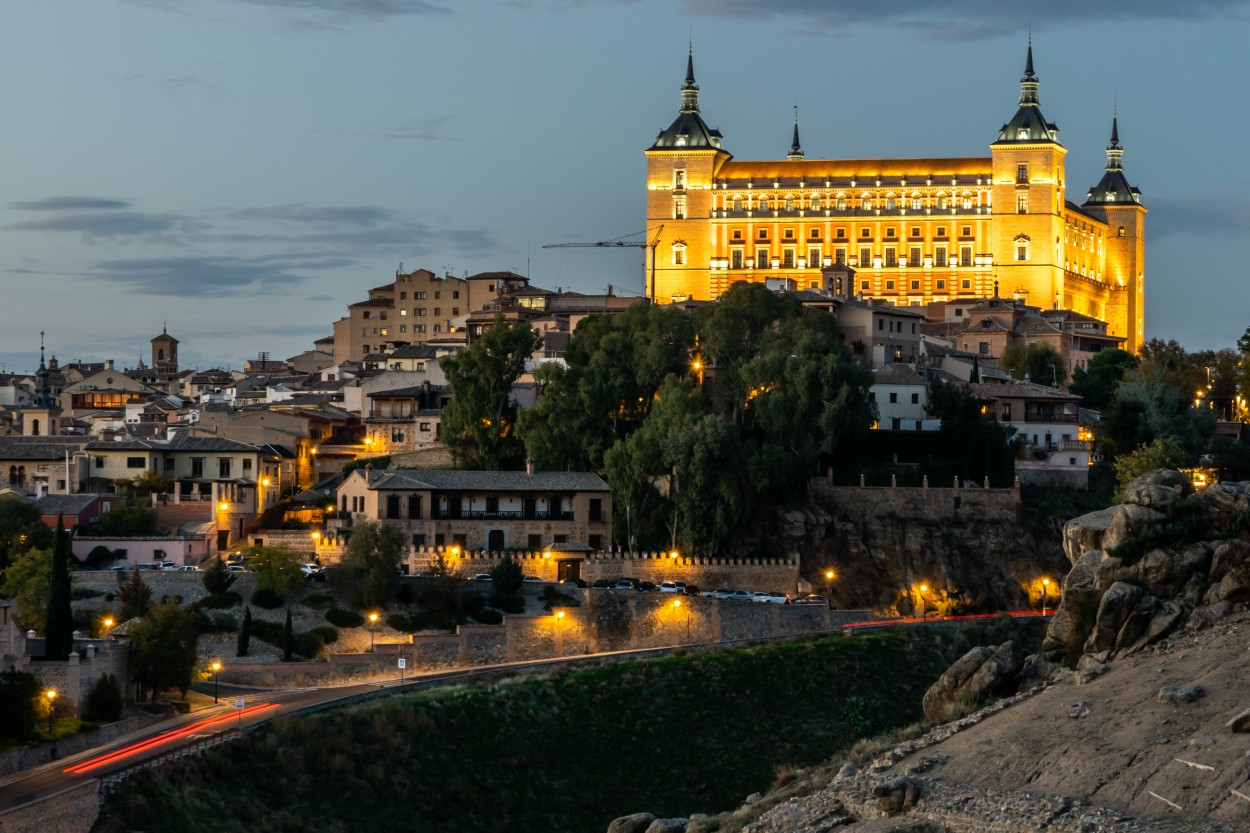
(1069, 348), (1138, 411)
(1000, 342), (1068, 388)
(439, 316), (542, 470)
(0, 496), (52, 572)
(130, 599), (199, 703)
(334, 519), (405, 610)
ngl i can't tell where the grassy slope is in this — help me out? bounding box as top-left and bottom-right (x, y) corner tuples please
(95, 620), (1043, 833)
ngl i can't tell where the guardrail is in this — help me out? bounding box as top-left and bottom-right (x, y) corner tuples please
(98, 729), (237, 801)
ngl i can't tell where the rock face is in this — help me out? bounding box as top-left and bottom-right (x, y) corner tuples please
(1045, 471), (1250, 666)
(922, 642), (1022, 722)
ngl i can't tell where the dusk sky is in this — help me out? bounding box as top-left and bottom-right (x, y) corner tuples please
(3, 0), (1248, 373)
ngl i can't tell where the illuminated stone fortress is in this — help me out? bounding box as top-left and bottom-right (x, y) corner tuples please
(644, 44), (1145, 353)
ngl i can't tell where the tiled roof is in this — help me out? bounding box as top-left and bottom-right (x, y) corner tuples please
(363, 469), (609, 492)
(33, 493), (103, 515)
(0, 436), (87, 459)
(84, 436), (263, 453)
(350, 298), (392, 308)
(968, 381), (1080, 401)
(873, 364), (925, 386)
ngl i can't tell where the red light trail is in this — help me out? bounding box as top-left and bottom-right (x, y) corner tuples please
(63, 703), (279, 775)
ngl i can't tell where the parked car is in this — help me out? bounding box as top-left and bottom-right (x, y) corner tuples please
(224, 565), (249, 573)
(792, 594), (829, 606)
(680, 584), (701, 597)
(469, 573), (493, 582)
(752, 591), (791, 604)
(168, 565), (201, 572)
(612, 578), (641, 591)
(560, 577), (588, 588)
(590, 579), (613, 589)
(721, 589), (753, 602)
(659, 581), (686, 593)
(638, 580), (658, 592)
(300, 563), (321, 576)
(701, 588), (731, 598)
(522, 575), (543, 584)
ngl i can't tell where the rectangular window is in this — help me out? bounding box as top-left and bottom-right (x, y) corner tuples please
(936, 279), (945, 289)
(386, 494), (401, 519)
(909, 247), (921, 267)
(415, 291), (427, 300)
(782, 249), (795, 268)
(399, 291), (407, 300)
(674, 169), (685, 189)
(911, 280), (920, 290)
(860, 280), (870, 290)
(889, 392), (898, 403)
(126, 457), (145, 469)
(94, 456), (105, 469)
(434, 291), (441, 299)
(589, 498), (602, 521)
(731, 249), (743, 269)
(673, 249), (685, 265)
(835, 248), (846, 264)
(486, 496), (499, 513)
(858, 247), (871, 266)
(962, 279), (972, 289)
(960, 246), (973, 267)
(1016, 163), (1028, 183)
(884, 248), (897, 267)
(935, 247), (947, 266)
(242, 459), (252, 472)
(756, 248), (768, 268)
(885, 280), (895, 290)
(911, 393), (920, 404)
(979, 342), (990, 355)
(1017, 194), (1028, 214)
(433, 308), (441, 316)
(674, 198), (685, 220)
(808, 247), (820, 266)
(1017, 245), (1027, 261)
(415, 308), (426, 316)
(452, 291), (460, 299)
(218, 458), (231, 478)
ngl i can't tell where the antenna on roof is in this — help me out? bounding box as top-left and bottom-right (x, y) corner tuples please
(397, 261), (404, 276)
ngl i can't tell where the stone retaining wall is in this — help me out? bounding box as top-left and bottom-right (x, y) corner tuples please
(0, 779), (100, 833)
(811, 481), (1022, 525)
(0, 717), (139, 778)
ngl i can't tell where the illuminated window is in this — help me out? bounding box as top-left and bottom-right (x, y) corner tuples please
(1017, 194), (1028, 214)
(672, 244), (685, 266)
(1016, 164), (1028, 183)
(674, 198), (685, 220)
(674, 169), (685, 189)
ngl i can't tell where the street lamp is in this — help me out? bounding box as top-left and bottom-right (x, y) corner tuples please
(918, 584), (928, 620)
(825, 569), (835, 604)
(99, 615), (114, 639)
(1041, 578), (1051, 617)
(210, 661), (221, 704)
(369, 612), (379, 653)
(44, 689), (57, 732)
(672, 598), (690, 643)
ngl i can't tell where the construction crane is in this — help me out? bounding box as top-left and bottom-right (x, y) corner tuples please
(544, 226), (664, 301)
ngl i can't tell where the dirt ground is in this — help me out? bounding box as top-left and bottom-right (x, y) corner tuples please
(900, 612), (1250, 830)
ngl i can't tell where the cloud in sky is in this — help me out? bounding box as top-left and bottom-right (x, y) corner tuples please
(382, 115), (458, 141)
(3, 211), (197, 241)
(128, 0), (453, 21)
(676, 0), (1250, 39)
(1146, 195), (1250, 240)
(86, 255), (311, 296)
(10, 196), (132, 211)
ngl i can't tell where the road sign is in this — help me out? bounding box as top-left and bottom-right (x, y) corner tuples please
(233, 697), (245, 710)
(397, 658), (406, 670)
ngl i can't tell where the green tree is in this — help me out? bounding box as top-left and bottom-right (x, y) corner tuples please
(2, 547), (52, 631)
(489, 554), (524, 597)
(333, 519), (405, 610)
(1113, 437), (1190, 499)
(116, 567), (153, 621)
(237, 606), (253, 657)
(0, 669), (41, 741)
(439, 316), (542, 470)
(0, 495), (52, 572)
(43, 516), (74, 660)
(94, 502), (159, 537)
(1108, 360), (1215, 456)
(282, 608), (294, 662)
(130, 599), (199, 703)
(247, 545), (305, 600)
(114, 471), (173, 500)
(84, 673), (124, 723)
(1000, 342), (1068, 387)
(1069, 348), (1138, 411)
(202, 557), (237, 596)
(926, 379), (1017, 486)
(520, 303), (695, 470)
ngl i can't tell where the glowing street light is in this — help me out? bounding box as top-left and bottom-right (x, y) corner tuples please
(45, 689), (57, 732)
(825, 569), (835, 603)
(369, 612), (379, 653)
(210, 661), (222, 704)
(918, 584), (928, 620)
(1041, 578), (1052, 617)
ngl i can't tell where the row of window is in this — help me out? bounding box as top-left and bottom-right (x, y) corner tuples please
(399, 307), (459, 317)
(397, 290), (461, 301)
(718, 194), (982, 213)
(712, 245), (978, 269)
(728, 224), (975, 242)
(108, 456), (250, 477)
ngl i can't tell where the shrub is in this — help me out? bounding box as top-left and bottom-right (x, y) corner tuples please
(251, 588), (285, 610)
(410, 609), (457, 631)
(470, 609), (503, 625)
(193, 611), (238, 634)
(82, 545), (119, 570)
(71, 587), (104, 601)
(84, 673), (124, 723)
(202, 591), (242, 610)
(202, 558), (237, 596)
(489, 594), (526, 614)
(541, 587), (581, 612)
(386, 613), (414, 632)
(293, 627), (338, 659)
(326, 608), (365, 628)
(302, 592), (334, 610)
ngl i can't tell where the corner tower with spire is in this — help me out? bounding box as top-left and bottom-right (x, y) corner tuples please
(989, 39), (1069, 322)
(645, 45), (732, 303)
(1083, 113), (1146, 352)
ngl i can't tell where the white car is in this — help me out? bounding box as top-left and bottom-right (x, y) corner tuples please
(659, 581), (686, 593)
(752, 591), (791, 604)
(169, 565), (201, 572)
(721, 589), (753, 602)
(300, 563), (322, 575)
(225, 565), (249, 573)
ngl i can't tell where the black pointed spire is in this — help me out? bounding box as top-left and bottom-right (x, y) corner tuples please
(1105, 111), (1124, 173)
(1110, 112), (1120, 147)
(679, 42), (700, 115)
(995, 36), (1058, 144)
(788, 104), (804, 160)
(1018, 37), (1039, 106)
(1024, 36), (1035, 79)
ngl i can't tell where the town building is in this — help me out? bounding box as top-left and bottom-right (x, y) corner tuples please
(333, 466), (612, 560)
(644, 43), (1146, 352)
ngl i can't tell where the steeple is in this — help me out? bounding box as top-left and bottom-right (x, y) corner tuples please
(787, 104), (804, 160)
(649, 44), (726, 152)
(994, 37), (1059, 144)
(1083, 111), (1141, 206)
(680, 43), (700, 115)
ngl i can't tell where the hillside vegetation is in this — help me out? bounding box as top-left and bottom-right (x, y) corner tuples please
(94, 620), (1043, 833)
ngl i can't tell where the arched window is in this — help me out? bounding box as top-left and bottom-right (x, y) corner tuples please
(1117, 226), (1126, 238)
(30, 419), (39, 436)
(732, 197), (743, 214)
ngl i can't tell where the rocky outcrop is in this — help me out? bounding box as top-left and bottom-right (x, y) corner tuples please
(1033, 471), (1250, 672)
(922, 642), (1023, 722)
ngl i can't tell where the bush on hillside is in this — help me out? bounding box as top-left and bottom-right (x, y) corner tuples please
(250, 587), (284, 610)
(325, 608), (365, 628)
(84, 673), (124, 723)
(470, 609), (503, 625)
(201, 591), (242, 610)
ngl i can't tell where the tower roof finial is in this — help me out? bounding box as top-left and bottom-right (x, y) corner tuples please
(788, 102), (804, 160)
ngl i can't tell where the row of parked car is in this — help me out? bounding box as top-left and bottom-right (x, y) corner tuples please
(569, 578), (829, 606)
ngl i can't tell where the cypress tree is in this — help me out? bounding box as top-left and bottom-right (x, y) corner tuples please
(44, 515), (74, 660)
(237, 607), (252, 657)
(282, 608), (293, 662)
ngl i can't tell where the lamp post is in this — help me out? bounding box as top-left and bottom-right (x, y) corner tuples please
(825, 570), (835, 604)
(45, 689), (57, 733)
(672, 598), (690, 644)
(369, 612), (379, 653)
(99, 615), (114, 639)
(918, 584), (928, 620)
(1041, 578), (1051, 617)
(210, 661), (221, 704)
